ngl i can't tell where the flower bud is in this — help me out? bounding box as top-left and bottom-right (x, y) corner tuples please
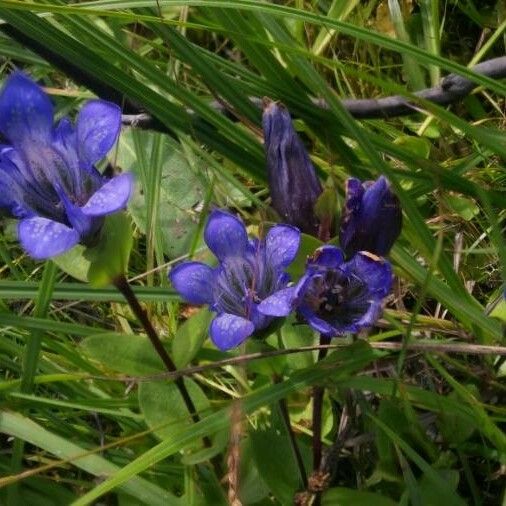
(339, 176), (402, 257)
(262, 101), (322, 236)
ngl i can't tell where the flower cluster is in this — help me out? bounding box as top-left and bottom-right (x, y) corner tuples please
(0, 72), (133, 259)
(170, 103), (402, 349)
(0, 72), (401, 351)
(170, 185), (399, 349)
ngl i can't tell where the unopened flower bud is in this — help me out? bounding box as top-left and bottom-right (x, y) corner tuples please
(339, 176), (402, 257)
(262, 101), (322, 236)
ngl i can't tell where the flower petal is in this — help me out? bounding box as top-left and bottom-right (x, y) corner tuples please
(18, 217), (79, 260)
(265, 224), (300, 269)
(204, 209), (248, 261)
(0, 155), (32, 218)
(52, 118), (81, 191)
(308, 245), (344, 269)
(299, 305), (335, 336)
(329, 300), (383, 335)
(81, 173), (134, 217)
(169, 261), (215, 305)
(355, 300), (383, 329)
(210, 313), (255, 351)
(249, 304), (272, 330)
(0, 73), (53, 146)
(348, 252), (393, 298)
(258, 286), (296, 316)
(77, 99), (122, 165)
(55, 191), (92, 238)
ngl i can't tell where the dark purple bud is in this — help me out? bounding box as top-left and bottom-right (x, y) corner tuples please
(339, 176), (402, 258)
(262, 101), (322, 236)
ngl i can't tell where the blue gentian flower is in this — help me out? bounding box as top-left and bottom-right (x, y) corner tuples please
(339, 176), (402, 258)
(262, 101), (322, 236)
(259, 245), (392, 337)
(169, 209), (300, 350)
(0, 72), (133, 259)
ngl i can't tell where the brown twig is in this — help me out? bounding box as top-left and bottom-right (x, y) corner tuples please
(104, 340), (506, 384)
(311, 334), (331, 506)
(226, 401), (243, 506)
(1, 13), (505, 124)
(112, 275), (222, 472)
(121, 57), (506, 125)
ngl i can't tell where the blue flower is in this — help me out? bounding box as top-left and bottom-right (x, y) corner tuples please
(259, 245), (392, 337)
(339, 176), (402, 258)
(169, 209), (300, 350)
(0, 72), (133, 259)
(262, 101), (322, 236)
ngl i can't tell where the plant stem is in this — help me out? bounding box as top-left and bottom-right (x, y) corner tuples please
(113, 275), (210, 444)
(312, 333), (332, 471)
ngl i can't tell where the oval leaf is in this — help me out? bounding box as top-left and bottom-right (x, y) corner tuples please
(87, 213), (133, 287)
(139, 379), (210, 445)
(81, 333), (165, 375)
(172, 308), (213, 368)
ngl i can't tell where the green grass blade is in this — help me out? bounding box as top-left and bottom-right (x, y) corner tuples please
(0, 281), (178, 302)
(0, 411), (180, 505)
(7, 261), (57, 505)
(387, 0), (426, 90)
(71, 343), (381, 504)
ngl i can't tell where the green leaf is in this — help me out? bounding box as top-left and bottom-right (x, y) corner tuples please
(237, 439), (270, 504)
(286, 233), (323, 279)
(139, 379), (210, 443)
(118, 129), (208, 259)
(172, 308), (212, 368)
(280, 317), (316, 371)
(0, 411), (180, 506)
(426, 356), (506, 461)
(322, 488), (397, 506)
(8, 261), (58, 503)
(437, 390), (477, 445)
(391, 246), (502, 343)
(314, 187), (338, 226)
(87, 213), (133, 287)
(369, 414), (467, 506)
(0, 281), (179, 303)
(374, 400), (407, 478)
(10, 2), (505, 93)
(490, 298), (506, 323)
(250, 404), (309, 503)
(180, 427), (228, 465)
(393, 135), (431, 159)
(52, 244), (91, 282)
(72, 343), (379, 505)
(81, 333), (165, 375)
(418, 469), (460, 506)
(443, 195), (479, 221)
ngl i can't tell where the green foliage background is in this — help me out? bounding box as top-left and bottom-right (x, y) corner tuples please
(0, 1), (505, 504)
